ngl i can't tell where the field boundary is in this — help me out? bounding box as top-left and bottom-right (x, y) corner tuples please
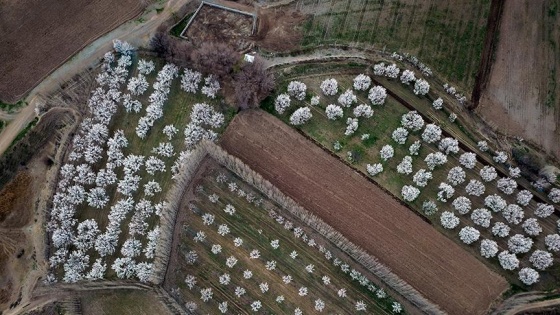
(151, 147), (208, 284)
(201, 140), (445, 314)
(179, 1), (258, 40)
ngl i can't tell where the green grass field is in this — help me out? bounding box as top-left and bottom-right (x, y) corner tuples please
(166, 165), (405, 314)
(266, 70), (560, 289)
(296, 0), (490, 91)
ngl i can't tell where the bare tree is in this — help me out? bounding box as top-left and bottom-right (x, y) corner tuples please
(150, 27), (172, 59)
(190, 42), (240, 79)
(234, 57), (275, 109)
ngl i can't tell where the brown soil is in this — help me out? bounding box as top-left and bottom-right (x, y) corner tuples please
(255, 8), (306, 52)
(0, 0), (143, 103)
(0, 171), (33, 228)
(220, 110), (509, 315)
(185, 2), (255, 51)
(477, 0), (560, 161)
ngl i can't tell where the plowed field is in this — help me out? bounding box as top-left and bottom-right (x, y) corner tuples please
(0, 0), (143, 103)
(221, 110), (508, 315)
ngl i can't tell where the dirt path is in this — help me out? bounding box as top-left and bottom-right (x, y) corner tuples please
(0, 0), (190, 159)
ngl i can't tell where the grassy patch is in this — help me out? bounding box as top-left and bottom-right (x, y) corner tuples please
(170, 12), (195, 37)
(9, 117), (38, 149)
(0, 100), (26, 112)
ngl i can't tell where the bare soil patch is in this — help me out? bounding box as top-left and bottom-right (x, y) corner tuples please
(0, 0), (143, 103)
(0, 172), (33, 228)
(255, 8), (306, 52)
(478, 0), (560, 161)
(220, 110), (508, 315)
(183, 2), (255, 51)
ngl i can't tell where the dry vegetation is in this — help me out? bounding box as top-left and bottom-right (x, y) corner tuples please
(220, 110), (508, 315)
(0, 0), (143, 102)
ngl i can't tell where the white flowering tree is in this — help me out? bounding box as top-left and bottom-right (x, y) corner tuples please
(181, 68), (202, 93)
(548, 188), (560, 203)
(366, 163), (383, 176)
(545, 234), (560, 252)
(478, 140), (489, 151)
(380, 145), (394, 161)
(391, 127), (408, 145)
(320, 78), (338, 95)
(384, 63), (400, 78)
(452, 196), (472, 214)
(519, 267), (539, 285)
(338, 89), (357, 107)
(493, 151), (508, 163)
(459, 152), (477, 169)
(368, 86), (387, 105)
(422, 200), (438, 216)
(401, 111), (425, 131)
(498, 251), (519, 270)
(287, 81), (307, 100)
(409, 140), (421, 155)
(437, 182), (454, 202)
(413, 169), (432, 187)
(447, 166), (466, 186)
(353, 74), (371, 90)
(516, 190), (533, 206)
(424, 152), (447, 170)
(522, 218), (542, 236)
(492, 222), (511, 238)
(400, 70), (415, 85)
(535, 203), (555, 218)
(290, 107), (312, 125)
(396, 156), (413, 175)
(310, 95), (320, 106)
(508, 234), (533, 254)
(345, 118), (359, 136)
(480, 239), (499, 258)
(413, 79), (430, 95)
(503, 204), (524, 225)
(497, 177), (517, 195)
(422, 124), (442, 143)
(459, 226), (480, 244)
(480, 166), (497, 182)
(465, 179), (485, 197)
(440, 211), (460, 229)
(530, 250), (553, 270)
(325, 104), (344, 120)
(471, 208), (492, 228)
(401, 185), (420, 202)
(438, 137), (459, 155)
(353, 104), (374, 118)
(274, 93), (291, 114)
(485, 195), (507, 212)
(432, 98), (443, 110)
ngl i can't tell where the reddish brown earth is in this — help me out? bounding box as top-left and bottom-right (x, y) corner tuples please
(0, 0), (143, 103)
(221, 110), (508, 315)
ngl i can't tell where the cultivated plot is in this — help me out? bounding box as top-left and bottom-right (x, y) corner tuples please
(221, 110), (508, 315)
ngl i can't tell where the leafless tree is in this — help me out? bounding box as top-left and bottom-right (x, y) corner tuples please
(234, 57), (275, 109)
(190, 42), (240, 79)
